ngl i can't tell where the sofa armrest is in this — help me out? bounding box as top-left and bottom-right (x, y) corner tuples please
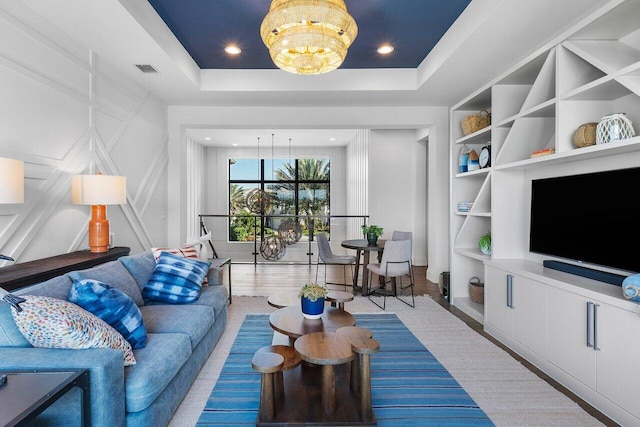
(0, 347), (126, 427)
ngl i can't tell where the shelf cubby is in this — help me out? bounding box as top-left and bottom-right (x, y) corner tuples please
(495, 117), (555, 165)
(520, 49), (556, 112)
(558, 45), (608, 95)
(563, 40), (640, 75)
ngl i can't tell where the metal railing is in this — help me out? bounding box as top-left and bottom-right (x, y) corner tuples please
(199, 214), (369, 264)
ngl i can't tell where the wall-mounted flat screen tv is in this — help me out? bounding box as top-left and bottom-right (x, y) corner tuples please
(529, 166), (640, 274)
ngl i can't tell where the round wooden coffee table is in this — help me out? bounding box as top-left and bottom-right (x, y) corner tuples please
(294, 332), (355, 414)
(269, 306), (355, 343)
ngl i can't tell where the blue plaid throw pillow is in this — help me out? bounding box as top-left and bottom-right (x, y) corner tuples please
(143, 251), (211, 304)
(69, 279), (147, 349)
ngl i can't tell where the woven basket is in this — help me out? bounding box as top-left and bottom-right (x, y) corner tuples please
(461, 110), (491, 136)
(469, 277), (484, 304)
(573, 122), (598, 148)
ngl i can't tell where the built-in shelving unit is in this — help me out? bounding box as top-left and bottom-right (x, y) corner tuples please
(450, 0), (640, 323)
(449, 1), (640, 424)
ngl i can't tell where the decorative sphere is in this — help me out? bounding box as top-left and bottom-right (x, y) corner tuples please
(278, 219), (302, 245)
(246, 188), (271, 214)
(260, 235), (286, 261)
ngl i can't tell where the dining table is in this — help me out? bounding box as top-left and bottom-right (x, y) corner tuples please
(340, 239), (385, 296)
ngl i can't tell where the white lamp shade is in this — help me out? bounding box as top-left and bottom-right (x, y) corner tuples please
(0, 157), (24, 204)
(71, 174), (126, 205)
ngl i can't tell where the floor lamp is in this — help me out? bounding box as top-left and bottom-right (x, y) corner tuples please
(71, 173), (126, 253)
(0, 157), (24, 261)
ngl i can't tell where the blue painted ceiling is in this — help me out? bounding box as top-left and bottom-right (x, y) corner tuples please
(147, 0), (472, 70)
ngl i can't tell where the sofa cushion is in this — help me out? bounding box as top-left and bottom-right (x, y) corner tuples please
(152, 246), (208, 285)
(68, 261), (144, 306)
(10, 295), (136, 366)
(139, 304), (213, 350)
(69, 279), (148, 349)
(142, 252), (211, 304)
(192, 285), (229, 319)
(0, 301), (30, 347)
(14, 274), (74, 301)
(119, 251), (156, 292)
(125, 332), (192, 413)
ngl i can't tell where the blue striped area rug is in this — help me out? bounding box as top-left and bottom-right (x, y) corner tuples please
(197, 313), (494, 426)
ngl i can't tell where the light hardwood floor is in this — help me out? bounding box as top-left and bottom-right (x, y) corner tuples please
(223, 262), (616, 426)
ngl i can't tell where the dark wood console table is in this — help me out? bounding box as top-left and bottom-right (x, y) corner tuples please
(0, 247), (130, 292)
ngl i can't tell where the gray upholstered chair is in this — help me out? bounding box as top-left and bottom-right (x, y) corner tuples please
(392, 230), (414, 283)
(367, 239), (415, 309)
(315, 232), (356, 291)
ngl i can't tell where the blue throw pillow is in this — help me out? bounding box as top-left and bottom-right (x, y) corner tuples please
(143, 251), (211, 304)
(69, 279), (147, 349)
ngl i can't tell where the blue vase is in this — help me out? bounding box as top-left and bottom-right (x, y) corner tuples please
(301, 296), (324, 319)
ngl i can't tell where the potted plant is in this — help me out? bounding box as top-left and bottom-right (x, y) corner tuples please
(479, 231), (492, 255)
(361, 224), (384, 246)
(298, 283), (328, 319)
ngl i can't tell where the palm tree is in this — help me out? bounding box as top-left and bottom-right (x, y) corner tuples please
(273, 159), (330, 220)
(229, 183), (245, 214)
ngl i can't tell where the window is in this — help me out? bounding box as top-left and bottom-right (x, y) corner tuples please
(229, 158), (330, 242)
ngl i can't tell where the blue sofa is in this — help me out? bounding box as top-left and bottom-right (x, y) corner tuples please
(0, 251), (228, 427)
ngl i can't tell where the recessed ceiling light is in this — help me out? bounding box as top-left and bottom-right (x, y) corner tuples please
(377, 45), (395, 55)
(329, 137), (336, 141)
(232, 143), (238, 146)
(224, 45), (241, 55)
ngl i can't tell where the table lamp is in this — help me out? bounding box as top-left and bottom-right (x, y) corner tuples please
(0, 157), (24, 261)
(71, 172), (126, 253)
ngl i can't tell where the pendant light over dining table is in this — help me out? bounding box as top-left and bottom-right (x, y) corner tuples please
(260, 0), (358, 75)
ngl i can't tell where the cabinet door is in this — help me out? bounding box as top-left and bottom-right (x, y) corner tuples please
(547, 286), (596, 389)
(596, 302), (640, 419)
(485, 266), (513, 336)
(513, 276), (547, 358)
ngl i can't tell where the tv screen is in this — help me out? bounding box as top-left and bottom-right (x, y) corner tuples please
(530, 167), (640, 274)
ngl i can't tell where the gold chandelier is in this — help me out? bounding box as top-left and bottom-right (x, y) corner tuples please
(260, 0), (358, 75)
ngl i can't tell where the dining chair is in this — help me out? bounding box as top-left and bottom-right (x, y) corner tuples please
(392, 230), (415, 284)
(315, 232), (357, 291)
(366, 239), (415, 309)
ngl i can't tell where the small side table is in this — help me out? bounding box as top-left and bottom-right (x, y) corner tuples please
(0, 369), (90, 426)
(326, 290), (354, 310)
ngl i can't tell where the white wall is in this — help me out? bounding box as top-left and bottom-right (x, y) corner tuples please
(0, 1), (168, 263)
(368, 129), (427, 266)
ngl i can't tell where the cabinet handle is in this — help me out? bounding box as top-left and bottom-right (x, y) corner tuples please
(506, 274), (514, 309)
(586, 302), (594, 348)
(594, 303), (600, 351)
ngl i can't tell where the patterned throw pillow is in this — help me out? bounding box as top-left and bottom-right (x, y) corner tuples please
(152, 245), (209, 285)
(69, 279), (147, 349)
(143, 251), (211, 304)
(10, 295), (136, 366)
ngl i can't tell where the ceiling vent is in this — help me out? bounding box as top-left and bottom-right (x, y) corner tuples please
(135, 64), (158, 73)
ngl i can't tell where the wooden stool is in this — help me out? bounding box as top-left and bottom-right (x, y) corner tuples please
(251, 351), (284, 422)
(256, 345), (302, 402)
(326, 290), (354, 310)
(294, 332), (354, 415)
(351, 337), (379, 422)
(336, 326), (373, 393)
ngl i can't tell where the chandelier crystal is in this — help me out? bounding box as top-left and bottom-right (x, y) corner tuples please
(260, 0), (358, 75)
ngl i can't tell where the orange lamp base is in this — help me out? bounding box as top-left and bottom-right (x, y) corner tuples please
(89, 205), (110, 253)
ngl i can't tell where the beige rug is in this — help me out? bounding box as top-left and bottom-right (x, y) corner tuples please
(168, 295), (604, 427)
